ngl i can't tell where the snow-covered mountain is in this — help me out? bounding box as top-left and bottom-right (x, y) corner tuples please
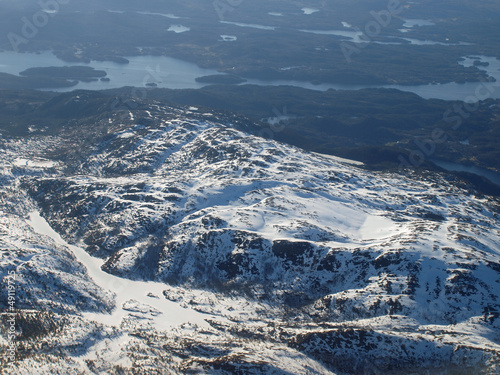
(1, 97), (499, 374)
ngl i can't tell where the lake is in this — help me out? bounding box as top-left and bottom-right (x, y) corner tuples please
(0, 50), (499, 101)
(432, 159), (500, 187)
(0, 50), (221, 90)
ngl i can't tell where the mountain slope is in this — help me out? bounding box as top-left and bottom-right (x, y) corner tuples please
(1, 99), (499, 373)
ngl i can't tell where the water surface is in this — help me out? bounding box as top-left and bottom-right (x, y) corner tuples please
(432, 160), (500, 186)
(1, 51), (499, 101)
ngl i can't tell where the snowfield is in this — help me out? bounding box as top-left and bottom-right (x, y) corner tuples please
(27, 211), (213, 331)
(0, 101), (499, 374)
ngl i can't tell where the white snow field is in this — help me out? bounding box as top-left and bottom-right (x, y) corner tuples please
(0, 103), (499, 373)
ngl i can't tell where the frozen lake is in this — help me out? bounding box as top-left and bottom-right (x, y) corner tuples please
(28, 211), (213, 330)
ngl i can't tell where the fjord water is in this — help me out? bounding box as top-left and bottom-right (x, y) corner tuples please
(432, 160), (500, 187)
(1, 50), (500, 101)
(0, 50), (221, 90)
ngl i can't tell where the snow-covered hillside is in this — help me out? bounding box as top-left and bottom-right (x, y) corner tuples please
(1, 101), (499, 374)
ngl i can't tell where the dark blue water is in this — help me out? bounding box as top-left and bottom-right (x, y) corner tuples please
(432, 159), (500, 187)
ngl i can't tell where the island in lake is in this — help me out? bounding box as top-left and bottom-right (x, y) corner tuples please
(20, 66), (107, 81)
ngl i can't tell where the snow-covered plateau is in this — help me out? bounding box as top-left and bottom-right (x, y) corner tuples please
(0, 98), (499, 374)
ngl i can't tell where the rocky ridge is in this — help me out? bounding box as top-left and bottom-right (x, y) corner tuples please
(0, 100), (499, 373)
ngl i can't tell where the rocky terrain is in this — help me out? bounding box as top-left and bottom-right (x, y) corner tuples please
(0, 97), (499, 374)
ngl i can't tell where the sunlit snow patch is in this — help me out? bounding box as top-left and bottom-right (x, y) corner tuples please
(312, 152), (364, 166)
(302, 8), (319, 15)
(359, 215), (400, 241)
(220, 21), (276, 30)
(137, 11), (181, 19)
(220, 35), (237, 42)
(168, 25), (190, 33)
(13, 158), (58, 169)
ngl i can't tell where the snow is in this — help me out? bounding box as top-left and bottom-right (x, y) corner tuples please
(136, 11), (181, 19)
(359, 214), (401, 241)
(2, 103), (500, 373)
(117, 131), (135, 139)
(13, 158), (57, 169)
(220, 21), (276, 31)
(313, 152), (364, 165)
(79, 332), (132, 368)
(220, 35), (237, 42)
(167, 25), (190, 33)
(27, 211), (213, 331)
(302, 8), (320, 15)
